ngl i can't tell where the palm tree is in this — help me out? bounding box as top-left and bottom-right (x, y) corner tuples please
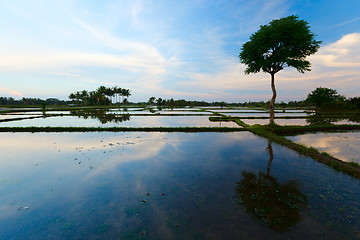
(111, 87), (117, 105)
(81, 90), (89, 105)
(109, 87), (116, 104)
(94, 91), (105, 105)
(88, 91), (96, 105)
(69, 93), (76, 102)
(116, 87), (123, 106)
(97, 86), (107, 95)
(122, 89), (131, 105)
(104, 87), (114, 105)
(75, 91), (82, 104)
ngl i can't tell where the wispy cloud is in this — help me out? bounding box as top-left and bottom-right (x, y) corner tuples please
(330, 17), (360, 29)
(0, 86), (23, 97)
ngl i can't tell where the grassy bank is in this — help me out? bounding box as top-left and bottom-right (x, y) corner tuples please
(264, 124), (360, 135)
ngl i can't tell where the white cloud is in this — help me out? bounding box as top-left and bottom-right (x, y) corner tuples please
(0, 51), (164, 75)
(310, 33), (360, 68)
(0, 86), (23, 97)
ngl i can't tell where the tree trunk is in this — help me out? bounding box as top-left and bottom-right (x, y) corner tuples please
(269, 72), (277, 124)
(266, 140), (273, 177)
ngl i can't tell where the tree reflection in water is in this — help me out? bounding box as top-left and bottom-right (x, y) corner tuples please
(70, 109), (131, 124)
(236, 140), (307, 232)
(306, 111), (360, 125)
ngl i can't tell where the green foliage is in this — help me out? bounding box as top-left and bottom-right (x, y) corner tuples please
(348, 97), (360, 110)
(239, 15), (321, 75)
(69, 86), (131, 106)
(349, 161), (360, 167)
(148, 96), (156, 105)
(305, 87), (346, 108)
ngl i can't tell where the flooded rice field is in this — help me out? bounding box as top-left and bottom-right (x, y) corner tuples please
(242, 118), (360, 126)
(287, 131), (360, 163)
(1, 107), (360, 239)
(0, 114), (43, 120)
(227, 112), (309, 118)
(0, 115), (239, 128)
(0, 131), (359, 239)
(2, 108), (360, 127)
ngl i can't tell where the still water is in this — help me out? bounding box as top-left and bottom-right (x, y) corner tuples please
(287, 131), (360, 163)
(243, 118), (360, 126)
(0, 115), (239, 128)
(0, 132), (359, 239)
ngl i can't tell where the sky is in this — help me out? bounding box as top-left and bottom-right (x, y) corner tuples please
(0, 0), (359, 102)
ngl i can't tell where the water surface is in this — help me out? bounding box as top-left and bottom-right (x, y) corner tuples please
(287, 131), (360, 163)
(0, 132), (359, 239)
(0, 115), (238, 128)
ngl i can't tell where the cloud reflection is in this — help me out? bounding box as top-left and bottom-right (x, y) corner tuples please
(288, 132), (360, 163)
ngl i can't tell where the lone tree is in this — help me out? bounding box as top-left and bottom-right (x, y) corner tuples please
(239, 15), (321, 124)
(305, 87), (345, 108)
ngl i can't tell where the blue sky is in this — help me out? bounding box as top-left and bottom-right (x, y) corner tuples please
(0, 0), (359, 102)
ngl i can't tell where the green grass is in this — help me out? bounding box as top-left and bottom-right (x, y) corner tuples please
(349, 162), (360, 167)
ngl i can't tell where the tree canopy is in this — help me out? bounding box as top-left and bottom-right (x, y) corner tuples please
(305, 87), (345, 108)
(239, 15), (321, 75)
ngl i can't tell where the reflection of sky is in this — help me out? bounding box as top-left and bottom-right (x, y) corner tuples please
(243, 118), (309, 126)
(0, 114), (43, 120)
(157, 110), (211, 115)
(0, 116), (240, 128)
(228, 112), (309, 118)
(1, 132), (360, 238)
(287, 131), (360, 163)
(243, 118), (360, 126)
(210, 109), (266, 113)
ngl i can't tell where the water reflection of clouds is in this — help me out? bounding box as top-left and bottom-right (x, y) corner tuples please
(0, 115), (240, 127)
(1, 132), (360, 238)
(82, 132), (168, 179)
(288, 132), (360, 163)
(0, 132), (169, 222)
(243, 119), (309, 126)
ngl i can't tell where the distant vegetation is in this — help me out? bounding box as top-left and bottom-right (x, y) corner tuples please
(305, 87), (360, 110)
(0, 86), (359, 110)
(69, 86), (131, 106)
(0, 97), (70, 106)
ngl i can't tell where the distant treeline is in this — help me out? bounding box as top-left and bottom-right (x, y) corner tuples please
(1, 87), (359, 110)
(0, 97), (70, 106)
(144, 96), (306, 108)
(0, 95), (305, 108)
